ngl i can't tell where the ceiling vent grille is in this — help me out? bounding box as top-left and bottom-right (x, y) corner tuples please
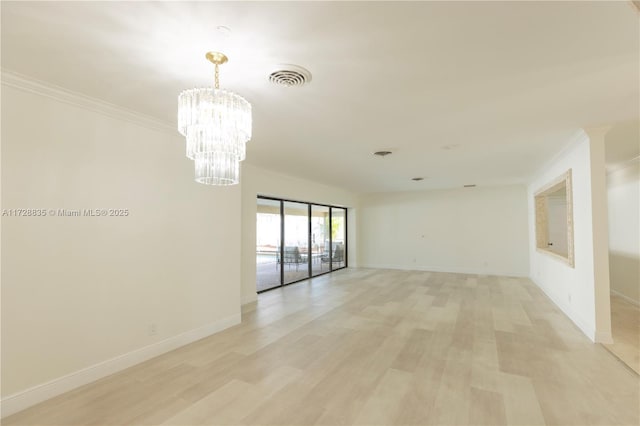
(269, 64), (312, 87)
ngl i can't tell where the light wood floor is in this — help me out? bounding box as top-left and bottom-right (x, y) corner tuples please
(5, 269), (639, 425)
(604, 293), (640, 374)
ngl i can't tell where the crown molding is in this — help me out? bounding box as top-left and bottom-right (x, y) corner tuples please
(606, 154), (640, 175)
(1, 69), (176, 133)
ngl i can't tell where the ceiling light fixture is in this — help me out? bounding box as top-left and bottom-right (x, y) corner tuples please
(441, 144), (460, 150)
(216, 25), (232, 35)
(178, 51), (252, 185)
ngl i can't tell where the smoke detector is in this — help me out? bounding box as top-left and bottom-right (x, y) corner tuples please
(269, 64), (312, 87)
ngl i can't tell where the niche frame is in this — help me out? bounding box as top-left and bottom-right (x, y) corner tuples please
(534, 169), (575, 267)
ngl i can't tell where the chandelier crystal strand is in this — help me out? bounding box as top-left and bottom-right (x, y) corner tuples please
(195, 151), (239, 185)
(179, 89), (251, 160)
(177, 51), (252, 186)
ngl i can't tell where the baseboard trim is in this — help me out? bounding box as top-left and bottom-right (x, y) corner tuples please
(594, 330), (614, 344)
(0, 313), (241, 418)
(360, 263), (528, 278)
(529, 276), (596, 342)
(610, 289), (640, 307)
(242, 294), (258, 305)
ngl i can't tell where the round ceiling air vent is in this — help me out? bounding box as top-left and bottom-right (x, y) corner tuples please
(269, 64), (312, 87)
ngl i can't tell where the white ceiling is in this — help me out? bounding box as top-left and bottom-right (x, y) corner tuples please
(2, 1), (638, 193)
(605, 120), (640, 170)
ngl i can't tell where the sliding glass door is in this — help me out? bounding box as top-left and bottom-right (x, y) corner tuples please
(311, 205), (330, 276)
(283, 201), (310, 284)
(256, 196), (347, 293)
(331, 208), (346, 271)
(256, 198), (282, 292)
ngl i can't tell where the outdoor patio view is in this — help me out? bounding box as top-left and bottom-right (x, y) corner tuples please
(256, 197), (346, 292)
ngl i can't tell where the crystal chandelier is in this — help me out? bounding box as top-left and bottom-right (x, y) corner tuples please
(178, 52), (252, 185)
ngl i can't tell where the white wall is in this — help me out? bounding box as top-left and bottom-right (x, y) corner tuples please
(1, 79), (242, 414)
(607, 160), (640, 304)
(240, 163), (358, 304)
(358, 185), (529, 277)
(528, 129), (611, 342)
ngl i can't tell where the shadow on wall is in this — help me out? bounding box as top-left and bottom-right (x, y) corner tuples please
(609, 251), (640, 303)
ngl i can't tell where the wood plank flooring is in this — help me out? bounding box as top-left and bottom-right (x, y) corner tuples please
(4, 269), (639, 425)
(604, 293), (640, 374)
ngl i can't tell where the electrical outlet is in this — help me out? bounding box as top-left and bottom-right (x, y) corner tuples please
(149, 323), (157, 336)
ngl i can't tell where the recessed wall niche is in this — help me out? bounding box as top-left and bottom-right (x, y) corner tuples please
(534, 169), (575, 267)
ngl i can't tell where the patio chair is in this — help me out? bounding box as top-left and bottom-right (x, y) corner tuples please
(280, 246), (305, 271)
(321, 243), (344, 270)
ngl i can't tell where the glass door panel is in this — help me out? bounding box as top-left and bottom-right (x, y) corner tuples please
(311, 205), (330, 276)
(256, 198), (282, 291)
(331, 208), (346, 270)
(283, 201), (310, 284)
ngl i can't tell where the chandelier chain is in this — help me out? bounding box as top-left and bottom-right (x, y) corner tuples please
(214, 64), (220, 90)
